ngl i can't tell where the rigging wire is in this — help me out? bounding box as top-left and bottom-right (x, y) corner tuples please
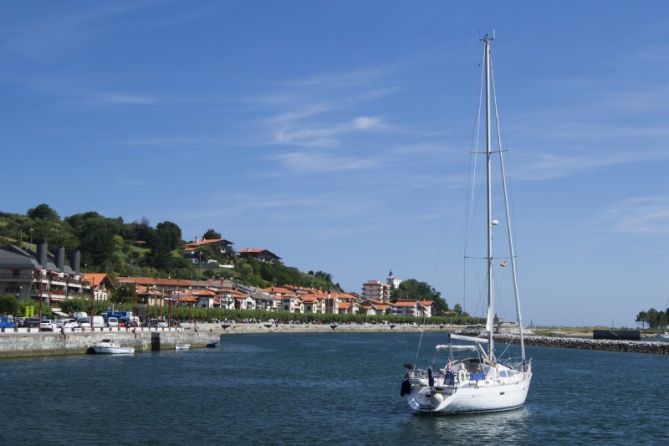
(491, 53), (526, 361)
(414, 328), (424, 367)
(463, 44), (487, 316)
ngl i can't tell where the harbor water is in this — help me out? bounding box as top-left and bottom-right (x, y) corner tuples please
(0, 332), (667, 445)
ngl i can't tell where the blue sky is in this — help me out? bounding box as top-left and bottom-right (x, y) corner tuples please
(2, 1), (668, 326)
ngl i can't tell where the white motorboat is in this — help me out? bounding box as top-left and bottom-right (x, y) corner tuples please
(90, 339), (135, 355)
(402, 34), (532, 414)
(175, 343), (191, 350)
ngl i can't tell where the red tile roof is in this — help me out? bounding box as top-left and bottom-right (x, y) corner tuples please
(239, 248), (281, 259)
(263, 286), (295, 295)
(184, 238), (233, 251)
(118, 277), (209, 288)
(177, 295), (199, 303)
(83, 273), (110, 288)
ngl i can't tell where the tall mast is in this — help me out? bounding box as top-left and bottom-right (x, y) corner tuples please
(484, 34), (495, 361)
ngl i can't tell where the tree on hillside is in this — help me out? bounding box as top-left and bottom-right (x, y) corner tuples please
(27, 204), (59, 222)
(391, 278), (449, 312)
(123, 218), (155, 243)
(147, 221), (182, 269)
(203, 229), (221, 240)
(65, 212), (126, 269)
(309, 270), (333, 282)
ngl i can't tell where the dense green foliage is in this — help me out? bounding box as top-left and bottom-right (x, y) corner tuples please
(143, 306), (483, 326)
(0, 204), (341, 292)
(60, 298), (109, 315)
(0, 295), (20, 315)
(202, 229), (221, 240)
(229, 259), (342, 291)
(391, 278), (449, 313)
(636, 307), (669, 329)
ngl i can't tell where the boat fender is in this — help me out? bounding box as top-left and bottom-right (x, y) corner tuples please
(400, 378), (412, 396)
(431, 392), (444, 407)
(428, 368), (434, 387)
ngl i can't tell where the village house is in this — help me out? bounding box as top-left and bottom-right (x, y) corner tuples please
(298, 293), (326, 314)
(135, 285), (165, 306)
(184, 237), (234, 266)
(338, 301), (361, 314)
(83, 273), (115, 301)
(390, 300), (420, 317)
(238, 248), (281, 263)
(216, 289), (237, 310)
(117, 277), (210, 298)
(190, 289), (218, 308)
(390, 300), (435, 318)
(235, 294), (256, 310)
(361, 301), (391, 316)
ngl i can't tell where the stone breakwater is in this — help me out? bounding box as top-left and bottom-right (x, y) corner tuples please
(494, 333), (669, 355)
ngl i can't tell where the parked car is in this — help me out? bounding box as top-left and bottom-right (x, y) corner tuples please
(106, 317), (119, 328)
(119, 317), (140, 328)
(77, 317), (92, 330)
(54, 319), (78, 329)
(39, 319), (54, 331)
(23, 318), (41, 328)
(148, 319), (169, 328)
(0, 315), (17, 329)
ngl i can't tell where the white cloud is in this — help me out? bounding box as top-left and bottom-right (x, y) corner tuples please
(96, 92), (158, 105)
(602, 197), (669, 234)
(273, 116), (386, 147)
(278, 67), (393, 88)
(352, 116), (383, 130)
(272, 151), (379, 173)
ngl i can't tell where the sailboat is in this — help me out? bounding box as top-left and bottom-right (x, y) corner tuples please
(400, 35), (532, 414)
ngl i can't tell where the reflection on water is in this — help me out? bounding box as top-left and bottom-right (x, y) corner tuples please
(399, 407), (530, 444)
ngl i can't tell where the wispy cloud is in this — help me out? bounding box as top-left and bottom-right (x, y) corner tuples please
(271, 151), (380, 173)
(1, 1), (216, 59)
(1, 2), (148, 57)
(3, 74), (160, 108)
(274, 115), (387, 147)
(601, 197), (669, 234)
(510, 148), (669, 181)
(278, 67), (394, 88)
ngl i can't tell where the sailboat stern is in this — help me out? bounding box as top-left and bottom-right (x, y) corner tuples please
(407, 386), (457, 413)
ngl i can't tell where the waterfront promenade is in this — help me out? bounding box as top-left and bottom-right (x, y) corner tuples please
(0, 323), (667, 358)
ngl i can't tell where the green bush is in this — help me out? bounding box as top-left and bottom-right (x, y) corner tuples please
(139, 305), (484, 325)
(0, 295), (20, 315)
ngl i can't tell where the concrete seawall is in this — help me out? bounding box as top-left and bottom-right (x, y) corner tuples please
(0, 327), (219, 358)
(1, 323), (666, 358)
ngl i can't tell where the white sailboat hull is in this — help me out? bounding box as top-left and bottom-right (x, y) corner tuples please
(90, 340), (135, 354)
(92, 345), (135, 354)
(407, 368), (532, 414)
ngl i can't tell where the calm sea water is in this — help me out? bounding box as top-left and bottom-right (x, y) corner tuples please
(0, 332), (667, 445)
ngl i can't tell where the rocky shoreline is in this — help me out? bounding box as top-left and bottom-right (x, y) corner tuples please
(494, 333), (669, 355)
